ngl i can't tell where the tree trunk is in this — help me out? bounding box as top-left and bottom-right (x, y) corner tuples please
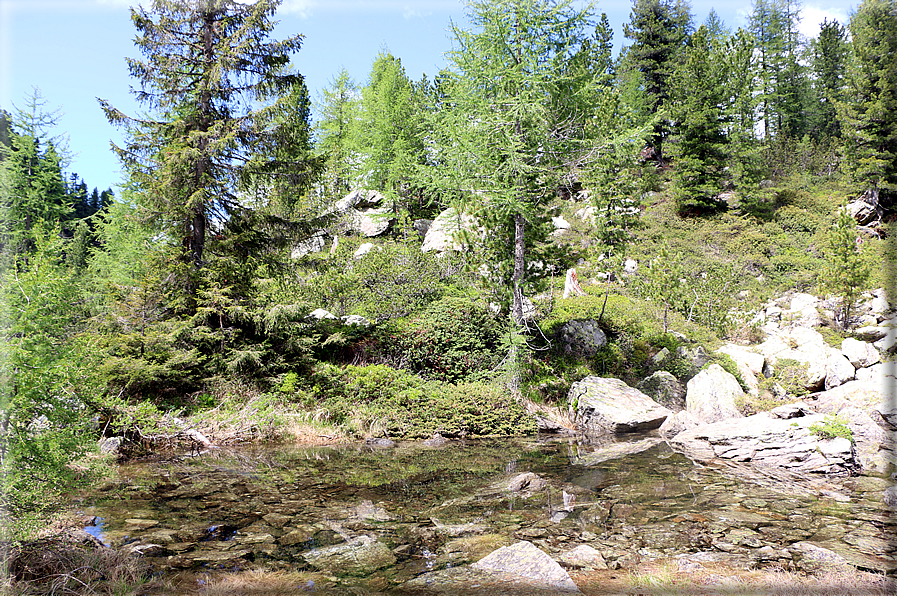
(511, 212), (526, 326)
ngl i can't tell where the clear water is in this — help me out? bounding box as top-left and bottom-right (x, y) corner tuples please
(74, 434), (896, 592)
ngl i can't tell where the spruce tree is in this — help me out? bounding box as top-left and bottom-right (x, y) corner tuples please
(839, 0), (897, 207)
(622, 0), (692, 162)
(99, 0), (317, 299)
(669, 25), (729, 213)
(810, 18), (848, 140)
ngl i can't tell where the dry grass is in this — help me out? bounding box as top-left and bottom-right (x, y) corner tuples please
(573, 559), (896, 596)
(3, 535), (150, 595)
(157, 569), (338, 596)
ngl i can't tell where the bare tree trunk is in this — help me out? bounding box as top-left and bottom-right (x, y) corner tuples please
(511, 212), (526, 326)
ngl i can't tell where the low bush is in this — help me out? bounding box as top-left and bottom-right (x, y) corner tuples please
(307, 363), (535, 439)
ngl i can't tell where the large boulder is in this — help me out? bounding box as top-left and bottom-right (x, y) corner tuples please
(755, 325), (829, 366)
(668, 411), (858, 476)
(568, 377), (672, 434)
(825, 351), (856, 390)
(556, 319), (607, 357)
(290, 230), (328, 259)
(685, 364), (745, 424)
(421, 207), (481, 253)
(846, 189), (882, 225)
(637, 371), (686, 412)
(715, 344), (766, 396)
(331, 190), (394, 237)
(472, 541), (580, 593)
(841, 337), (880, 369)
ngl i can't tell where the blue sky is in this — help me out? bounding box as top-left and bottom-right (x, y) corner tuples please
(0, 0), (856, 194)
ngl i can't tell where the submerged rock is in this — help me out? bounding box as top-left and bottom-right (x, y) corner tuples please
(302, 535), (396, 576)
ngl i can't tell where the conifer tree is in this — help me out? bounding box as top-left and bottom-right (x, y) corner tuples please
(839, 0), (897, 207)
(622, 0), (693, 162)
(811, 18), (848, 140)
(426, 0), (623, 327)
(99, 0), (317, 299)
(669, 25), (729, 212)
(314, 68), (360, 197)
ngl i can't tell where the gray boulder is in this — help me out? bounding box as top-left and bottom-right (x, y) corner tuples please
(716, 344), (766, 396)
(637, 371), (686, 412)
(331, 190), (394, 237)
(825, 352), (856, 390)
(558, 545), (607, 570)
(841, 337), (880, 369)
(472, 541), (580, 593)
(290, 231), (328, 259)
(685, 364), (745, 424)
(421, 207), (480, 253)
(569, 377), (672, 434)
(658, 410), (700, 439)
(557, 319), (607, 357)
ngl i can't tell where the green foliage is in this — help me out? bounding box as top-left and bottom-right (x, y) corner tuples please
(809, 414), (854, 443)
(669, 25), (730, 213)
(314, 68), (359, 198)
(99, 0), (320, 298)
(839, 0), (897, 205)
(0, 229), (102, 524)
(308, 363), (535, 439)
(393, 297), (503, 383)
(823, 206), (871, 329)
(299, 236), (451, 322)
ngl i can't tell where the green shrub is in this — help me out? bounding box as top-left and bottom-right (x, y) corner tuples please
(307, 363), (535, 438)
(809, 414), (854, 443)
(394, 297), (503, 383)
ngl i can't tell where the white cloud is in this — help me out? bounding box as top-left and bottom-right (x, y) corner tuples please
(280, 0), (315, 17)
(799, 5), (851, 39)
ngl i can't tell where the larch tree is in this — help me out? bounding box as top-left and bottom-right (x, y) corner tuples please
(99, 0), (318, 300)
(314, 68), (360, 198)
(425, 0), (622, 329)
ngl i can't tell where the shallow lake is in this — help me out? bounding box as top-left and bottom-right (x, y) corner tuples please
(75, 434), (896, 593)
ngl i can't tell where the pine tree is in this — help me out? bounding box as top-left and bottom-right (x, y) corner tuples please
(838, 0), (897, 206)
(99, 0), (317, 299)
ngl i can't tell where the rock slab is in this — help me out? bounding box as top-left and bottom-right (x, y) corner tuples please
(569, 377), (672, 434)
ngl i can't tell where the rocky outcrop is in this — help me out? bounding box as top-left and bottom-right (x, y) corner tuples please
(668, 412), (858, 476)
(331, 190), (394, 237)
(290, 230), (328, 259)
(685, 364), (745, 424)
(471, 541), (580, 593)
(716, 344), (766, 396)
(556, 319), (607, 357)
(568, 377), (671, 434)
(302, 535), (396, 576)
